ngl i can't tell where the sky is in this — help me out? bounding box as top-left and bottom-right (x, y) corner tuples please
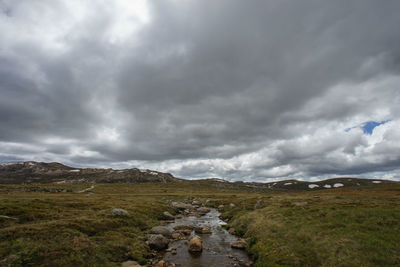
(0, 0), (400, 182)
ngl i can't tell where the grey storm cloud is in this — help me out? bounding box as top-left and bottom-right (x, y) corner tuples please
(1, 0), (400, 181)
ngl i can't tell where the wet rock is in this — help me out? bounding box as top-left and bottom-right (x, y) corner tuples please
(217, 204), (224, 210)
(163, 211), (175, 220)
(194, 225), (211, 234)
(201, 225), (212, 234)
(228, 228), (235, 235)
(121, 260), (141, 267)
(175, 229), (192, 236)
(148, 234), (169, 250)
(171, 232), (182, 239)
(229, 203), (236, 209)
(254, 199), (264, 209)
(188, 235), (203, 253)
(171, 201), (193, 210)
(173, 225), (194, 231)
(110, 208), (130, 217)
(197, 207), (210, 215)
(156, 260), (166, 267)
(231, 239), (247, 249)
(150, 226), (172, 238)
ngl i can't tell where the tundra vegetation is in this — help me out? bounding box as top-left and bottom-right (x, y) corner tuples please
(0, 181), (399, 266)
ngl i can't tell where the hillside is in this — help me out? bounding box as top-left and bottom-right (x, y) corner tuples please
(0, 161), (178, 184)
(1, 162), (398, 192)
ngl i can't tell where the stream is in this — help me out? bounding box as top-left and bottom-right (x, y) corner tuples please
(162, 208), (251, 267)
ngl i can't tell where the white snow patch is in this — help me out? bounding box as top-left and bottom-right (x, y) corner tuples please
(333, 183), (344, 188)
(284, 182), (292, 186)
(372, 181), (382, 184)
(69, 169), (80, 172)
(308, 184), (319, 189)
(324, 184), (332, 188)
(139, 169), (147, 173)
(56, 180), (67, 184)
(149, 171), (158, 175)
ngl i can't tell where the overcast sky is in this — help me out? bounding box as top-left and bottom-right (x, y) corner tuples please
(1, 0), (400, 181)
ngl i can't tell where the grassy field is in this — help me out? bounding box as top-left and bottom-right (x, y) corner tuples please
(0, 182), (399, 266)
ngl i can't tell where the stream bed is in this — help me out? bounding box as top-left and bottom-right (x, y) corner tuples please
(162, 208), (251, 267)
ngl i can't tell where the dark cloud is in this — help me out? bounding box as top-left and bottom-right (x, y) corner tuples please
(1, 0), (400, 181)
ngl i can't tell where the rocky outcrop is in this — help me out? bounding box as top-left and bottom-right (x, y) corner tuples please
(292, 201), (308, 206)
(188, 235), (203, 253)
(148, 234), (169, 250)
(110, 208), (130, 217)
(254, 199), (264, 209)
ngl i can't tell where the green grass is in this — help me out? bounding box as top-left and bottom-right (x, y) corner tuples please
(0, 182), (400, 266)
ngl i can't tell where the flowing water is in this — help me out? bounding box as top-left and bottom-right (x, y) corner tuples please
(163, 208), (251, 267)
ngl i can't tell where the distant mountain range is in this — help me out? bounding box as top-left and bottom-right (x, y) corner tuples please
(0, 161), (178, 184)
(0, 162), (398, 190)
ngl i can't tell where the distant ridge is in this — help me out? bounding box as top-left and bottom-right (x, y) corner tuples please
(0, 161), (397, 190)
(0, 161), (178, 184)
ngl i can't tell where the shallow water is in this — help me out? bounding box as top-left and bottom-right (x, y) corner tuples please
(163, 208), (251, 267)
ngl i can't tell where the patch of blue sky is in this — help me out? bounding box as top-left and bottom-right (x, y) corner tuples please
(345, 120), (391, 134)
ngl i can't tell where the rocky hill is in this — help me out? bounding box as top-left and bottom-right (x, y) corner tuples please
(187, 177), (398, 192)
(0, 162), (397, 190)
(0, 161), (179, 184)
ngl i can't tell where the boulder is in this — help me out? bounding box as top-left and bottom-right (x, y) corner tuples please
(163, 211), (175, 220)
(200, 225), (211, 234)
(110, 208), (130, 217)
(228, 228), (235, 235)
(193, 225), (212, 234)
(122, 261), (141, 267)
(188, 235), (203, 253)
(192, 200), (201, 205)
(205, 199), (211, 205)
(148, 234), (169, 250)
(229, 203), (236, 209)
(175, 229), (192, 236)
(231, 239), (247, 249)
(197, 207), (210, 215)
(171, 201), (193, 210)
(171, 232), (182, 239)
(254, 199), (264, 210)
(292, 201), (308, 206)
(217, 205), (224, 210)
(150, 226), (172, 238)
(156, 260), (166, 267)
(173, 225), (194, 231)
